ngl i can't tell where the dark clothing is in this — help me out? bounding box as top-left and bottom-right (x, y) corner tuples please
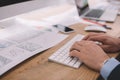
(108, 64), (120, 80)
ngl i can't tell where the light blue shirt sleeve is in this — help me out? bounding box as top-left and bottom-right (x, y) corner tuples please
(100, 58), (120, 80)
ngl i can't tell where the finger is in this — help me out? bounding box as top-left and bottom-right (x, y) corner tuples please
(70, 42), (83, 52)
(70, 47), (80, 52)
(69, 50), (81, 57)
(99, 45), (112, 53)
(83, 33), (105, 40)
(78, 40), (95, 46)
(83, 35), (89, 40)
(99, 45), (110, 52)
(83, 33), (100, 40)
(86, 36), (107, 44)
(70, 50), (86, 62)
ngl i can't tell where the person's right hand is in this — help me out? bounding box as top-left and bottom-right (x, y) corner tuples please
(83, 33), (120, 53)
(69, 40), (110, 71)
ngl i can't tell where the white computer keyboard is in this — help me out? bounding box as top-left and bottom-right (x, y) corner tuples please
(48, 34), (84, 68)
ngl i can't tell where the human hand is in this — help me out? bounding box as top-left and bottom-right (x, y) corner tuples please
(70, 40), (110, 71)
(83, 33), (120, 53)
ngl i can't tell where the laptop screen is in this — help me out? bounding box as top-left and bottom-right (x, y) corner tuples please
(75, 0), (89, 16)
(75, 0), (88, 9)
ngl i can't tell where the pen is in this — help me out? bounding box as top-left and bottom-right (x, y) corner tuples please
(82, 18), (112, 29)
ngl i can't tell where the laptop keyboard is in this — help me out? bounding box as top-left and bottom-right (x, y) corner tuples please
(48, 34), (84, 68)
(85, 9), (104, 18)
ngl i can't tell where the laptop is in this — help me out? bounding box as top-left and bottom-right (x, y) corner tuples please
(75, 0), (118, 22)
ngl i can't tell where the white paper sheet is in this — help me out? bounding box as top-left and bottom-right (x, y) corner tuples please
(0, 18), (68, 76)
(43, 7), (81, 26)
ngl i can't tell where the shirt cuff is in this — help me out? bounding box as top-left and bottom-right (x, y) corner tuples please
(100, 58), (120, 80)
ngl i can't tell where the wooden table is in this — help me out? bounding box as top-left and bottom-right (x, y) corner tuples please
(0, 15), (120, 80)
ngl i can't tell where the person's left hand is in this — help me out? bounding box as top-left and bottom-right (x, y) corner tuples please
(69, 40), (110, 71)
(83, 33), (120, 53)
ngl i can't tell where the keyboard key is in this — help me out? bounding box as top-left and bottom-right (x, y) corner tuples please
(73, 60), (82, 68)
(63, 57), (73, 64)
(68, 57), (78, 66)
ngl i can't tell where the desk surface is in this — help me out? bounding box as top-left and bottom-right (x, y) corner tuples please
(0, 15), (120, 80)
(0, 1), (120, 79)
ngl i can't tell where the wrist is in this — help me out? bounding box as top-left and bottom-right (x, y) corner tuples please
(99, 57), (110, 71)
(100, 58), (120, 80)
